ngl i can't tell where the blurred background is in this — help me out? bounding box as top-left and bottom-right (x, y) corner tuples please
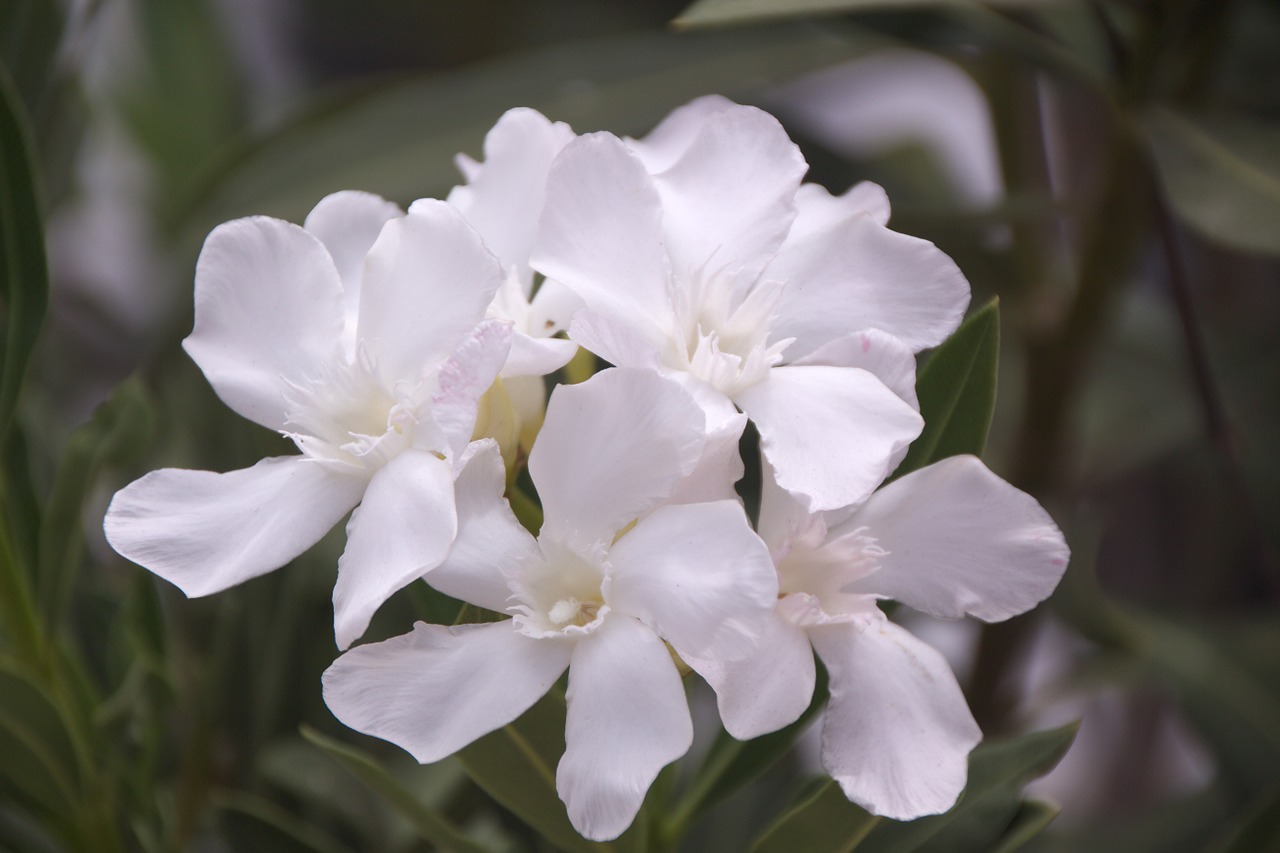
(2, 0), (1279, 850)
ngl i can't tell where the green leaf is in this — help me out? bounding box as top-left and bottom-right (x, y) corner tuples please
(892, 299), (1000, 479)
(752, 779), (880, 853)
(1144, 108), (1280, 258)
(0, 661), (83, 816)
(301, 727), (495, 853)
(0, 0), (65, 116)
(1208, 784), (1280, 853)
(216, 790), (358, 853)
(989, 800), (1060, 853)
(673, 0), (1075, 30)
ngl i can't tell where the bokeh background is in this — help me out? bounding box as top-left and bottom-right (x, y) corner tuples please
(3, 0), (1279, 850)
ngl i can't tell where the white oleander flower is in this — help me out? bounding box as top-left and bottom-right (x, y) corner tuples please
(532, 98), (972, 512)
(322, 368), (778, 841)
(687, 457), (1070, 819)
(105, 193), (512, 649)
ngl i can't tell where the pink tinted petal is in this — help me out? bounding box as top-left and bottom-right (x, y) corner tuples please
(303, 191), (403, 322)
(533, 133), (673, 342)
(607, 500), (776, 662)
(653, 105), (806, 283)
(626, 94), (737, 173)
(794, 328), (919, 410)
(323, 620), (570, 763)
(429, 319), (513, 460)
(104, 456), (364, 597)
(358, 200), (505, 385)
(735, 365), (922, 513)
(184, 217), (345, 431)
(446, 108), (576, 289)
(529, 369), (704, 545)
(810, 617), (981, 819)
(334, 450), (457, 649)
(787, 181), (890, 243)
(428, 440), (536, 613)
(846, 455), (1069, 621)
(559, 616), (692, 841)
(769, 213), (970, 355)
(686, 610), (815, 739)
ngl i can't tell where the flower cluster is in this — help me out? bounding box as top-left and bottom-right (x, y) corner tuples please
(104, 96), (1069, 841)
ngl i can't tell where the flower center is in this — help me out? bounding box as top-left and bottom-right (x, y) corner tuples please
(777, 524), (885, 623)
(511, 539), (610, 638)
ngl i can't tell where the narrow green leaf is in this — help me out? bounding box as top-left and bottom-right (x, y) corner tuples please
(674, 0), (1073, 30)
(216, 790), (358, 853)
(989, 800), (1060, 853)
(0, 664), (83, 816)
(0, 60), (48, 433)
(0, 0), (64, 119)
(301, 726), (495, 853)
(893, 299), (1000, 478)
(752, 779), (879, 853)
(1144, 109), (1280, 258)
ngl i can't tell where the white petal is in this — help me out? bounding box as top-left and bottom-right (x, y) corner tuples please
(303, 191), (404, 322)
(768, 213), (970, 356)
(184, 217), (345, 431)
(357, 199), (505, 385)
(526, 277), (583, 337)
(607, 500), (777, 662)
(529, 369), (704, 545)
(566, 309), (662, 369)
(446, 108), (576, 289)
(559, 616), (692, 841)
(532, 133), (673, 343)
(501, 332), (577, 379)
(334, 450), (457, 649)
(429, 440), (536, 613)
(651, 104), (806, 283)
(735, 365), (923, 512)
(428, 319), (513, 460)
(626, 94), (737, 173)
(665, 374), (747, 506)
(686, 610), (815, 739)
(323, 620), (570, 763)
(845, 455), (1069, 621)
(104, 456), (364, 597)
(810, 617), (981, 819)
(787, 181), (890, 243)
(794, 328), (919, 410)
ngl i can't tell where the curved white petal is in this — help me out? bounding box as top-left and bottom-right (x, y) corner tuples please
(529, 369), (704, 545)
(446, 107), (576, 290)
(429, 440), (536, 613)
(566, 309), (662, 370)
(428, 319), (513, 460)
(104, 456), (364, 597)
(794, 328), (919, 410)
(533, 133), (673, 343)
(787, 181), (891, 243)
(501, 332), (577, 379)
(626, 94), (737, 173)
(686, 610), (815, 739)
(525, 277), (583, 337)
(665, 374), (747, 505)
(559, 616), (692, 841)
(184, 217), (345, 431)
(303, 191), (403, 333)
(652, 104), (806, 283)
(323, 620), (571, 764)
(607, 500), (777, 662)
(735, 365), (923, 513)
(334, 450), (457, 649)
(768, 213), (970, 356)
(810, 617), (981, 820)
(358, 200), (505, 385)
(845, 455), (1069, 621)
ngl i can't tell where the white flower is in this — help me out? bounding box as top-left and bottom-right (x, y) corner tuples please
(322, 368), (778, 841)
(532, 97), (971, 511)
(687, 457), (1070, 819)
(104, 193), (513, 649)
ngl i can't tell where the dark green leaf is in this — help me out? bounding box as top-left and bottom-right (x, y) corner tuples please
(0, 0), (65, 116)
(1208, 784), (1280, 853)
(0, 661), (83, 816)
(751, 778), (879, 853)
(893, 299), (1000, 479)
(216, 790), (358, 853)
(989, 800), (1060, 852)
(674, 0), (1077, 30)
(1144, 109), (1280, 258)
(302, 727), (495, 853)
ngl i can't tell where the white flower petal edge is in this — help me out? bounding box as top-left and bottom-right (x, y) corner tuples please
(811, 616), (981, 819)
(323, 619), (571, 763)
(845, 455), (1071, 622)
(104, 456), (365, 597)
(559, 615), (692, 841)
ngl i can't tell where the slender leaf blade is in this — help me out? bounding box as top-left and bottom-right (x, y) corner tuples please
(675, 0), (1075, 30)
(989, 800), (1060, 853)
(752, 779), (880, 853)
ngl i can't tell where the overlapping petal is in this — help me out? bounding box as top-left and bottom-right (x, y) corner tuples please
(787, 181), (891, 242)
(794, 328), (920, 410)
(810, 616), (981, 819)
(323, 620), (570, 764)
(184, 217), (346, 432)
(428, 319), (514, 460)
(845, 455), (1070, 622)
(104, 456), (365, 597)
(626, 94), (736, 173)
(559, 615), (692, 841)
